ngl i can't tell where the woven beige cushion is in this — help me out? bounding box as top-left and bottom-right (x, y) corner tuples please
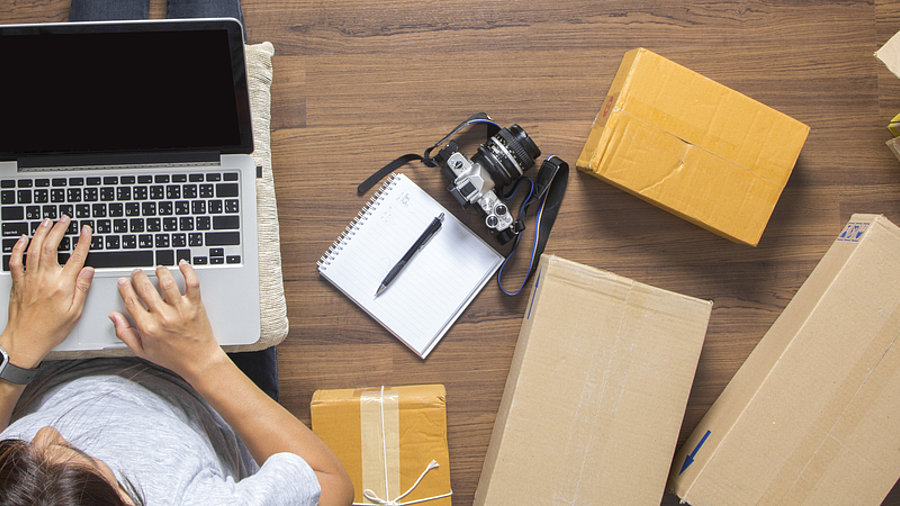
(46, 42), (287, 360)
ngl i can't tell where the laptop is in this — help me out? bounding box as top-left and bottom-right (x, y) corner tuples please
(0, 18), (260, 351)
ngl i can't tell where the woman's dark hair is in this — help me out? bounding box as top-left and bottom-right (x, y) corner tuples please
(0, 438), (141, 505)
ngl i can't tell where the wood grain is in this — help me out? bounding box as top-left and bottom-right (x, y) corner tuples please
(4, 1), (900, 504)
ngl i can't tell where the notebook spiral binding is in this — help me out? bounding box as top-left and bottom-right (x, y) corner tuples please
(317, 173), (401, 269)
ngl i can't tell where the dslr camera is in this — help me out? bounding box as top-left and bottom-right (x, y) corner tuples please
(434, 124), (541, 244)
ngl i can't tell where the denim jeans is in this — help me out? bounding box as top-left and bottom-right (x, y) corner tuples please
(67, 0), (274, 400)
(69, 0), (247, 41)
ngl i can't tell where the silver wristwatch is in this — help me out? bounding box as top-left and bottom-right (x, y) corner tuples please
(0, 345), (39, 385)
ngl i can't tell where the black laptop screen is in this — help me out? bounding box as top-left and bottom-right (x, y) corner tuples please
(0, 20), (253, 162)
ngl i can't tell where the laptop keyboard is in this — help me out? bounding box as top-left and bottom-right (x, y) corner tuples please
(0, 171), (243, 271)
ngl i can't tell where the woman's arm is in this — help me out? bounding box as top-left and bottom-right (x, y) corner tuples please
(109, 262), (353, 506)
(0, 217), (93, 430)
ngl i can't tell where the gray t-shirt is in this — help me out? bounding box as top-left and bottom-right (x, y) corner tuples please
(1, 358), (320, 505)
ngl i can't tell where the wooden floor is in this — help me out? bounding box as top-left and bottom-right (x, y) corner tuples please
(6, 0), (900, 503)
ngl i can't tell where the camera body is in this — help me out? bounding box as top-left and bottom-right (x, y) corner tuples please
(436, 124), (540, 244)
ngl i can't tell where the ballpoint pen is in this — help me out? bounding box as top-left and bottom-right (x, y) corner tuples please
(375, 212), (445, 297)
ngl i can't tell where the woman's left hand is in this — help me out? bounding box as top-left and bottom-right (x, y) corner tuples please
(0, 217), (94, 368)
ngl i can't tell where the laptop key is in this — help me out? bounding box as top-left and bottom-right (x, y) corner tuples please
(226, 255), (241, 264)
(0, 180), (14, 188)
(1, 207), (24, 221)
(85, 250), (154, 269)
(212, 215), (239, 230)
(25, 206), (41, 220)
(17, 190), (31, 204)
(1, 191), (15, 204)
(156, 250), (175, 265)
(51, 178), (67, 187)
(215, 183), (239, 198)
(35, 179), (50, 187)
(193, 256), (208, 265)
(137, 175), (152, 184)
(176, 249), (191, 262)
(205, 232), (240, 246)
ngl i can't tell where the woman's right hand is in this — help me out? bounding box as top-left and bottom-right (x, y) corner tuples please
(109, 260), (226, 381)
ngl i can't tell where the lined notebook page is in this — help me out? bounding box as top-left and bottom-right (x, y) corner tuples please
(318, 174), (503, 358)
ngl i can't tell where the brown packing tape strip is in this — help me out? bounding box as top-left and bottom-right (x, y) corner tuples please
(360, 388), (401, 502)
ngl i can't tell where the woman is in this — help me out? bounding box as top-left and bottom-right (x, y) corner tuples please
(0, 223), (353, 504)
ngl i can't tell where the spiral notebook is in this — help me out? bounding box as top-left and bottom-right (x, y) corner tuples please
(318, 173), (503, 358)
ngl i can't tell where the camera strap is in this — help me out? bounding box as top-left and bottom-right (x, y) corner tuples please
(358, 112), (499, 195)
(497, 155), (568, 296)
(358, 113), (568, 296)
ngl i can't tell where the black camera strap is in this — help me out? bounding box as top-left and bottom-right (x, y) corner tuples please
(497, 155), (568, 296)
(358, 112), (499, 195)
(359, 114), (568, 296)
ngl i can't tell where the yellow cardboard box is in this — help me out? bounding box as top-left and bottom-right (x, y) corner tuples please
(311, 385), (452, 506)
(670, 214), (900, 505)
(577, 48), (809, 246)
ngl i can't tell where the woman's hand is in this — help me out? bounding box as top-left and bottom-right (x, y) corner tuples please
(0, 216), (94, 368)
(109, 261), (224, 381)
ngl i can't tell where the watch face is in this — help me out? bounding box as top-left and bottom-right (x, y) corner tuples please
(0, 346), (8, 370)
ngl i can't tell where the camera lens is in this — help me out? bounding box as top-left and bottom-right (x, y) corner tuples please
(473, 124), (541, 187)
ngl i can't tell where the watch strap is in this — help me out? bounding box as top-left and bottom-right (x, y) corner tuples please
(0, 361), (39, 385)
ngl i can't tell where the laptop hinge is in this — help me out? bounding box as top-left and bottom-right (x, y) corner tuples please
(16, 151), (220, 170)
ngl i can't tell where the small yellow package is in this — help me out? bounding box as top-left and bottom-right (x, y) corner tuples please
(311, 385), (452, 505)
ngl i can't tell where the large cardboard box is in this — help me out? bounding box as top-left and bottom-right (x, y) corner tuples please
(670, 214), (900, 505)
(474, 255), (712, 505)
(311, 385), (452, 506)
(577, 48), (809, 246)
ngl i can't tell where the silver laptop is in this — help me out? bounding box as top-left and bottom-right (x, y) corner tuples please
(0, 19), (260, 350)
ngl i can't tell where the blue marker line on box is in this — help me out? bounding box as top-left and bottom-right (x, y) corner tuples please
(526, 268), (542, 320)
(679, 430), (711, 475)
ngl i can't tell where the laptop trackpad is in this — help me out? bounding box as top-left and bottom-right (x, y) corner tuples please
(77, 271), (186, 349)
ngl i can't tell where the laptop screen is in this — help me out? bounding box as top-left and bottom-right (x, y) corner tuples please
(0, 19), (253, 163)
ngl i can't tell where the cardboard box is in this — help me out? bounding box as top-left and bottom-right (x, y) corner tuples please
(474, 255), (712, 505)
(670, 214), (900, 505)
(876, 29), (900, 79)
(311, 385), (452, 506)
(577, 48), (809, 246)
(887, 137), (900, 164)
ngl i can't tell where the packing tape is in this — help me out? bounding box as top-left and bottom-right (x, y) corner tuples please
(360, 387), (401, 502)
